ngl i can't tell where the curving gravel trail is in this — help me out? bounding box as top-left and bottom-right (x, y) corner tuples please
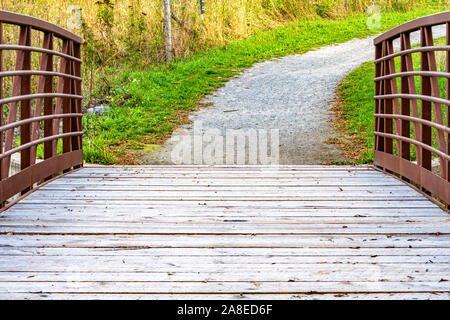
(141, 26), (445, 165)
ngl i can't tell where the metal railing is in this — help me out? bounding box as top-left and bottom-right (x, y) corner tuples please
(374, 11), (450, 206)
(0, 10), (83, 205)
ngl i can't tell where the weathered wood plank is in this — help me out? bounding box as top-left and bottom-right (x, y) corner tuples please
(14, 200), (439, 210)
(0, 263), (446, 274)
(1, 234), (448, 248)
(77, 167), (376, 174)
(0, 293), (447, 300)
(5, 207), (445, 217)
(0, 281), (448, 293)
(1, 165), (448, 298)
(46, 178), (407, 186)
(2, 224), (448, 234)
(38, 185), (420, 193)
(0, 248), (449, 267)
(2, 216), (449, 225)
(30, 189), (424, 198)
(82, 165), (374, 170)
(0, 269), (446, 282)
(1, 247), (449, 256)
(2, 217), (449, 226)
(0, 255), (448, 269)
(65, 173), (389, 179)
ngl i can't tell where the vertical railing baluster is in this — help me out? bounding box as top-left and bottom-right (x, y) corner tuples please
(386, 39), (401, 156)
(69, 40), (77, 152)
(422, 26), (446, 179)
(31, 32), (53, 164)
(383, 41), (393, 155)
(376, 41), (387, 154)
(62, 43), (72, 154)
(0, 23), (3, 187)
(374, 44), (382, 157)
(71, 41), (82, 167)
(447, 22), (450, 207)
(400, 32), (421, 165)
(19, 26), (32, 194)
(420, 27), (432, 177)
(62, 41), (73, 171)
(52, 39), (69, 158)
(400, 33), (411, 171)
(42, 33), (54, 162)
(2, 26), (28, 179)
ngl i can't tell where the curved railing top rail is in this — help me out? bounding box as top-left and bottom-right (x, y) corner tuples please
(0, 10), (82, 43)
(373, 12), (450, 208)
(0, 11), (83, 208)
(375, 11), (450, 44)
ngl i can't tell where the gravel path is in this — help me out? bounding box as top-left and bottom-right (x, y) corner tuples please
(141, 27), (445, 165)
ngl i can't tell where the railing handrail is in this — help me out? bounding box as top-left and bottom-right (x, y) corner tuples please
(0, 11), (83, 206)
(375, 11), (450, 44)
(0, 10), (82, 43)
(373, 12), (450, 208)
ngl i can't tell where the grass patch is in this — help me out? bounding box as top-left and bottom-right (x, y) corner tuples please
(31, 137), (114, 165)
(83, 138), (115, 165)
(333, 37), (447, 164)
(332, 61), (376, 163)
(88, 7), (449, 164)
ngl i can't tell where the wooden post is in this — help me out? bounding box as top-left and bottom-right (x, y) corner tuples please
(0, 23), (3, 191)
(163, 0), (173, 62)
(447, 22), (450, 209)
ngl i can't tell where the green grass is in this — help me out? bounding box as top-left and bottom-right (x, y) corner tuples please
(35, 140), (63, 160)
(336, 38), (447, 164)
(335, 61), (377, 163)
(87, 6), (449, 164)
(83, 138), (115, 165)
(31, 137), (114, 165)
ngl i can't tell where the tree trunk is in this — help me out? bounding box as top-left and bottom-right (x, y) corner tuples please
(163, 0), (173, 61)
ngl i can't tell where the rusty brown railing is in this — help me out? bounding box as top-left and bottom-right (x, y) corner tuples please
(0, 10), (83, 205)
(374, 11), (450, 206)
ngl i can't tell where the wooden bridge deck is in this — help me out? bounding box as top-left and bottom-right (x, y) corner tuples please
(0, 165), (449, 300)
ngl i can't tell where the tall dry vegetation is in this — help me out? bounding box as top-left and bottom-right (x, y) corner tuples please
(1, 1), (431, 60)
(0, 0), (432, 96)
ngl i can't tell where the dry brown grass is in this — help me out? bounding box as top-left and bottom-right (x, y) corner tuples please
(0, 0), (431, 98)
(1, 0), (429, 64)
(326, 97), (371, 163)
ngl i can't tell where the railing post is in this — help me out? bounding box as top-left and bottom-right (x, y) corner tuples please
(0, 23), (3, 184)
(383, 40), (394, 156)
(399, 32), (421, 166)
(420, 27), (433, 176)
(0, 22), (3, 206)
(447, 22), (450, 209)
(19, 26), (32, 194)
(62, 41), (73, 160)
(400, 33), (411, 168)
(70, 41), (82, 161)
(2, 27), (27, 179)
(33, 32), (54, 164)
(53, 39), (69, 157)
(374, 42), (384, 157)
(386, 39), (402, 157)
